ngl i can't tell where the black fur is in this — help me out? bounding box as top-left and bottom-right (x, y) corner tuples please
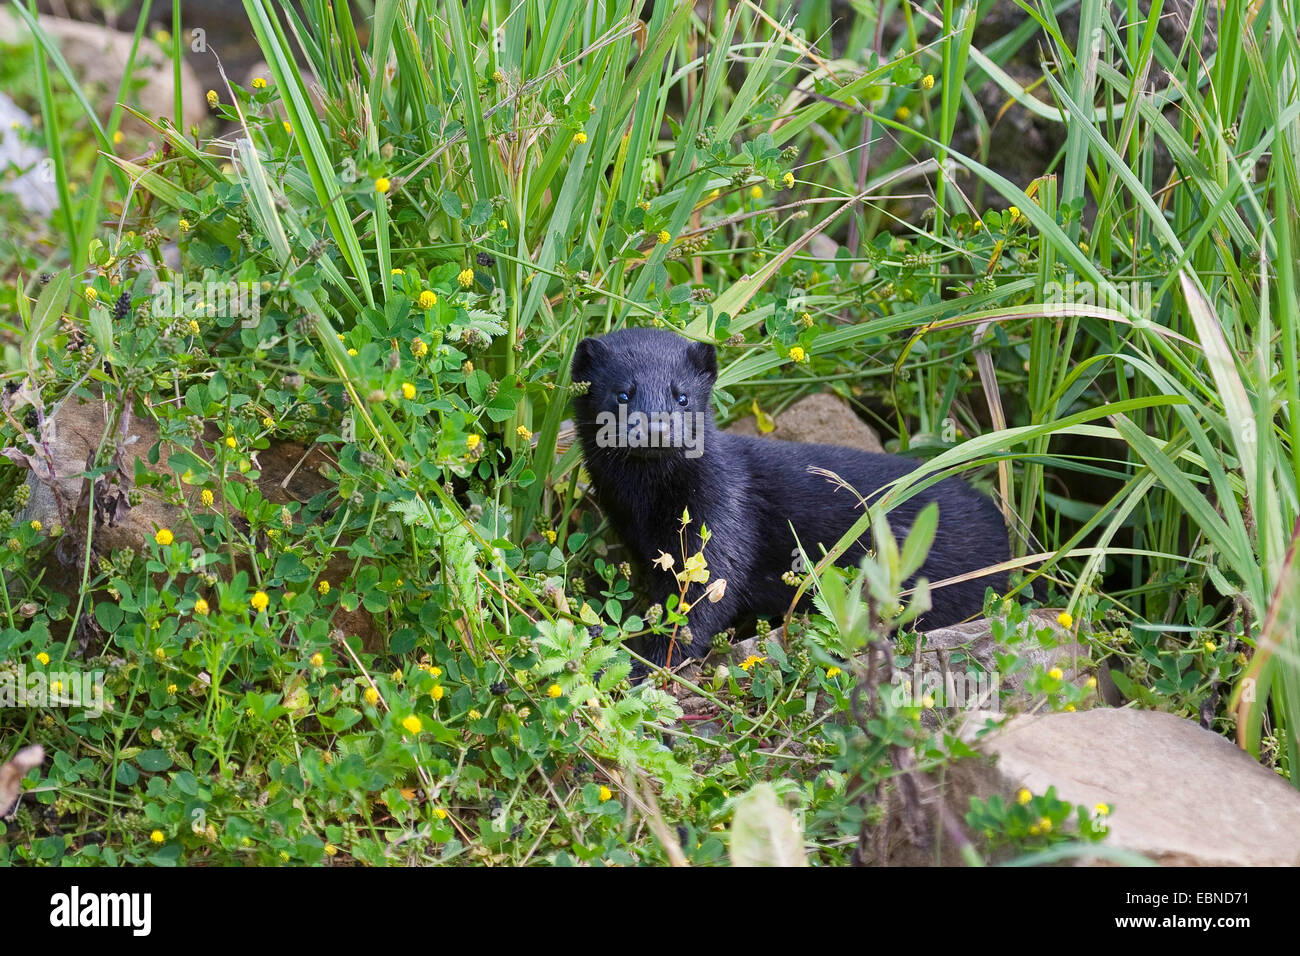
(571, 328), (1009, 666)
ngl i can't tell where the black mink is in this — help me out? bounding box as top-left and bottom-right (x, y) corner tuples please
(571, 328), (1009, 667)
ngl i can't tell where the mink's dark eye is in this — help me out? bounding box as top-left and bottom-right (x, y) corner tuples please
(677, 393), (689, 407)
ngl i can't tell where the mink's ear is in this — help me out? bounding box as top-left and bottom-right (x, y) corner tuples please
(686, 341), (717, 382)
(571, 337), (607, 384)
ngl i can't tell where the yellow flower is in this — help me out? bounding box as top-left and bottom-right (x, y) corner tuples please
(788, 346), (806, 363)
(782, 172), (794, 188)
(188, 319), (200, 334)
(346, 348), (358, 357)
(154, 647), (166, 661)
(1085, 676), (1097, 689)
(542, 529), (557, 544)
(193, 598), (209, 615)
(418, 290), (438, 309)
(547, 683), (563, 698)
(112, 130), (125, 145)
(457, 268), (475, 288)
(29, 520), (41, 533)
(430, 685), (445, 701)
(225, 436), (237, 448)
(499, 219), (508, 229)
(84, 287), (98, 302)
(972, 219), (983, 232)
(150, 830), (165, 844)
(178, 219), (191, 234)
(1057, 611), (1074, 629)
(50, 679), (63, 694)
(1038, 817), (1052, 832)
(573, 131), (587, 144)
(1048, 667), (1063, 681)
(749, 185), (763, 200)
(598, 785), (613, 802)
(154, 29), (171, 43)
(492, 70), (504, 84)
(402, 382), (416, 400)
(467, 709), (482, 720)
(1204, 640), (1217, 652)
(310, 652), (324, 668)
(374, 176), (391, 193)
(250, 591), (270, 612)
(1007, 204), (1021, 223)
(826, 666), (842, 678)
(411, 336), (428, 357)
(36, 652), (50, 666)
(678, 552), (709, 585)
(391, 267), (405, 275)
(251, 77), (267, 90)
(637, 199), (651, 211)
(1016, 788), (1032, 805)
(921, 73), (935, 90)
(154, 528), (174, 546)
(433, 808), (448, 819)
(282, 120), (292, 133)
(317, 580), (330, 595)
(324, 843), (339, 857)
(895, 105), (911, 120)
(391, 669), (404, 684)
(206, 90), (219, 108)
(1064, 703), (1076, 712)
(738, 654), (765, 672)
(466, 433), (481, 450)
(201, 489), (214, 507)
(402, 715), (423, 734)
(1094, 803), (1110, 816)
(167, 683), (178, 694)
(657, 230), (671, 245)
(516, 425), (533, 442)
(364, 686), (380, 706)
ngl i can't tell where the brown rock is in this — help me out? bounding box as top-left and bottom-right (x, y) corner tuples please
(727, 392), (884, 453)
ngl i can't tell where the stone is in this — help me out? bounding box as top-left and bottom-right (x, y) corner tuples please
(0, 91), (57, 216)
(0, 12), (207, 137)
(726, 392), (884, 454)
(965, 708), (1300, 866)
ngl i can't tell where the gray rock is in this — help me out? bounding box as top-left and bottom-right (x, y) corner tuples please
(0, 92), (57, 215)
(966, 708), (1300, 866)
(726, 391), (884, 453)
(0, 12), (206, 136)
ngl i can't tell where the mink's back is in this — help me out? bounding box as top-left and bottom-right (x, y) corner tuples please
(707, 432), (1009, 626)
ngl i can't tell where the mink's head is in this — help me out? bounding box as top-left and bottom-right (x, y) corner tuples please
(571, 329), (716, 462)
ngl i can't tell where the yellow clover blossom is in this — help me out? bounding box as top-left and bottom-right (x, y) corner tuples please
(1048, 667), (1064, 681)
(206, 90), (219, 108)
(250, 591), (270, 612)
(826, 666), (842, 679)
(547, 684), (563, 698)
(201, 489), (214, 507)
(573, 131), (587, 144)
(598, 785), (613, 802)
(921, 73), (935, 90)
(411, 336), (428, 357)
(1057, 611), (1074, 629)
(516, 425), (533, 442)
(402, 382), (416, 400)
(749, 185), (763, 200)
(782, 172), (794, 188)
(364, 686), (380, 707)
(310, 652), (325, 668)
(36, 652), (50, 666)
(418, 290), (437, 309)
(29, 520), (41, 533)
(1016, 788), (1032, 805)
(251, 77), (267, 90)
(151, 830), (165, 844)
(317, 580), (330, 595)
(194, 598), (209, 615)
(430, 685), (445, 701)
(789, 346), (806, 363)
(657, 230), (671, 245)
(374, 176), (391, 194)
(466, 434), (481, 450)
(457, 268), (475, 288)
(154, 528), (174, 546)
(402, 715), (423, 734)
